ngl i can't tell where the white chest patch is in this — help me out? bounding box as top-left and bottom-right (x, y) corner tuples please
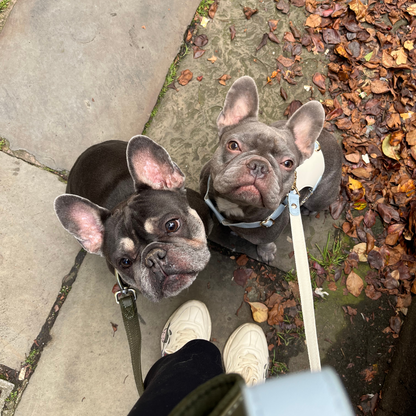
(216, 197), (244, 219)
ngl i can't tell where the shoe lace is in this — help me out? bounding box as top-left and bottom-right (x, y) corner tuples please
(235, 353), (261, 386)
(166, 327), (198, 354)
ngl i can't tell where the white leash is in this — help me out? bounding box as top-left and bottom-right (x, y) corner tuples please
(288, 191), (321, 372)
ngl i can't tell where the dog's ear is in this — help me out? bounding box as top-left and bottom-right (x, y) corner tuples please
(54, 195), (110, 255)
(286, 101), (325, 160)
(127, 135), (185, 191)
(217, 76), (259, 135)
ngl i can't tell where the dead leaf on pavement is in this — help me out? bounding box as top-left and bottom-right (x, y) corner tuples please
(177, 69), (193, 86)
(233, 268), (253, 287)
(230, 25), (236, 40)
(243, 6), (258, 19)
(346, 271), (364, 297)
(207, 55), (217, 64)
(249, 302), (268, 323)
(218, 74), (231, 86)
(208, 0), (218, 19)
(268, 303), (285, 325)
(268, 19), (279, 32)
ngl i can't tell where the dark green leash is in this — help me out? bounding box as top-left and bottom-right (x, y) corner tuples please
(114, 270), (144, 395)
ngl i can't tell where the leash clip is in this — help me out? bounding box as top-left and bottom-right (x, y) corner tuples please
(114, 270), (137, 304)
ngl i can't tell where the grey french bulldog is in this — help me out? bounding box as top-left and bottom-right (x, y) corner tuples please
(55, 136), (211, 302)
(200, 76), (342, 263)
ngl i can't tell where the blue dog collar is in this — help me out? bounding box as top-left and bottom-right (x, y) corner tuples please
(204, 142), (324, 229)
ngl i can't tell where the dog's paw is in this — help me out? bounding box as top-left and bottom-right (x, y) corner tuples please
(300, 206), (318, 216)
(257, 242), (277, 263)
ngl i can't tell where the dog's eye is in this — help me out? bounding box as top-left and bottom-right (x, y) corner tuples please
(227, 141), (240, 151)
(165, 219), (180, 233)
(120, 258), (132, 268)
(282, 160), (294, 169)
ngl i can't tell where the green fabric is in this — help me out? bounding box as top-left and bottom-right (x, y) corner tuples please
(169, 373), (247, 416)
(119, 293), (144, 395)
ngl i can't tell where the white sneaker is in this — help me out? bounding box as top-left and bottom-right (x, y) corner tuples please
(223, 323), (269, 386)
(160, 300), (211, 356)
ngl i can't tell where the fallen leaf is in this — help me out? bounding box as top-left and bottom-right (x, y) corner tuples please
(349, 0), (367, 21)
(233, 268), (253, 286)
(305, 14), (322, 28)
(370, 80), (390, 94)
(389, 315), (401, 334)
(230, 25), (236, 41)
(268, 32), (280, 44)
(277, 55), (295, 67)
(218, 74), (231, 86)
(365, 284), (382, 300)
(243, 6), (258, 19)
(328, 281), (337, 291)
(382, 134), (401, 160)
(265, 293), (283, 308)
(249, 302), (268, 323)
(194, 34), (208, 47)
(207, 55), (217, 64)
(377, 203), (400, 224)
(268, 303), (285, 325)
(391, 48), (407, 65)
(208, 0), (218, 19)
(193, 46), (206, 59)
(407, 4), (416, 15)
(268, 19), (279, 32)
(346, 271), (364, 297)
(352, 243), (368, 262)
(236, 254), (249, 266)
(177, 69), (193, 86)
(256, 33), (269, 52)
(197, 76), (203, 82)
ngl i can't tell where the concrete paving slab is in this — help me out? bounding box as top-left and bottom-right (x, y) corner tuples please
(0, 0), (200, 170)
(0, 152), (80, 370)
(144, 0), (343, 271)
(15, 247), (252, 416)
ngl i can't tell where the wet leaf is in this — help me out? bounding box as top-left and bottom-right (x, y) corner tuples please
(218, 74), (231, 86)
(256, 33), (269, 52)
(194, 34), (208, 47)
(230, 25), (236, 41)
(249, 302), (268, 323)
(243, 6), (258, 19)
(352, 243), (368, 262)
(268, 303), (285, 325)
(236, 254), (249, 266)
(370, 80), (390, 94)
(208, 0), (218, 19)
(289, 21), (301, 39)
(233, 268), (253, 286)
(349, 0), (367, 22)
(377, 203), (400, 224)
(305, 14), (321, 28)
(275, 0), (290, 14)
(280, 87), (288, 100)
(346, 271), (364, 297)
(365, 284), (382, 300)
(364, 210), (376, 228)
(382, 135), (401, 160)
(177, 69), (193, 86)
(268, 20), (279, 32)
(268, 32), (280, 44)
(193, 46), (206, 59)
(277, 55), (295, 67)
(368, 249), (383, 270)
(312, 72), (326, 93)
(389, 315), (401, 334)
(322, 28), (341, 44)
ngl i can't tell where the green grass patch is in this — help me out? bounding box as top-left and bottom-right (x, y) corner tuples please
(196, 0), (214, 17)
(0, 0), (10, 13)
(309, 233), (348, 274)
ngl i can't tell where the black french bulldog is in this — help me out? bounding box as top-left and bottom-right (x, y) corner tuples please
(201, 76), (342, 263)
(55, 136), (211, 302)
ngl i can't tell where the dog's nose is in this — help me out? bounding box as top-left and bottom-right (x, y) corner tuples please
(247, 160), (269, 178)
(145, 248), (167, 268)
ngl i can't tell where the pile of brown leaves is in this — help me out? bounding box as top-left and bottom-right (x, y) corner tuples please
(296, 0), (416, 314)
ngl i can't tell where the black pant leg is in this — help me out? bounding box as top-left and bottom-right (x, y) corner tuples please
(127, 339), (224, 416)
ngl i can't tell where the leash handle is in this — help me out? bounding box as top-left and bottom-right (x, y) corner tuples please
(288, 192), (321, 372)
